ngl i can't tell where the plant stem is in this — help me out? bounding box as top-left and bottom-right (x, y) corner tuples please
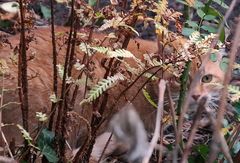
(176, 61), (191, 115)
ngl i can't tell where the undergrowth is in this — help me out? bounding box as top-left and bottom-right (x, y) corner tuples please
(0, 0), (239, 163)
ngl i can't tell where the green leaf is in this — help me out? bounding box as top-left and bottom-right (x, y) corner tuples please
(37, 128), (55, 149)
(42, 129), (55, 142)
(42, 145), (59, 163)
(0, 20), (13, 28)
(182, 27), (195, 36)
(37, 129), (58, 163)
(196, 144), (209, 159)
(233, 101), (240, 114)
(194, 1), (205, 8)
(88, 0), (97, 6)
(212, 0), (229, 9)
(201, 25), (217, 33)
(204, 15), (216, 20)
(219, 57), (229, 72)
(197, 9), (205, 18)
(40, 4), (51, 19)
(186, 20), (198, 28)
(175, 0), (188, 6)
(209, 53), (217, 62)
(219, 27), (225, 42)
(233, 141), (240, 154)
(203, 6), (223, 18)
(142, 88), (157, 109)
(20, 161), (28, 163)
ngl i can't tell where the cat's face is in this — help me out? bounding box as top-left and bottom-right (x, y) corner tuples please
(189, 52), (226, 114)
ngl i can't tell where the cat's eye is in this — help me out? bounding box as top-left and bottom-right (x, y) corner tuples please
(201, 74), (213, 83)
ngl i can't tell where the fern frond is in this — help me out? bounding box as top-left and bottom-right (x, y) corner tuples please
(0, 59), (9, 75)
(186, 0), (195, 7)
(79, 42), (94, 56)
(189, 31), (201, 43)
(153, 0), (168, 22)
(98, 16), (124, 31)
(16, 124), (33, 142)
(57, 64), (64, 79)
(143, 72), (159, 81)
(74, 62), (85, 71)
(36, 112), (48, 122)
(233, 63), (240, 69)
(119, 24), (139, 36)
(79, 42), (135, 59)
(91, 46), (110, 54)
(80, 73), (125, 105)
(228, 85), (240, 102)
(155, 22), (169, 35)
(122, 60), (141, 75)
(107, 49), (135, 58)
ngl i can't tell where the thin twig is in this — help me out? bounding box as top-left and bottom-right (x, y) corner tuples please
(55, 0), (75, 160)
(48, 0), (58, 131)
(143, 80), (166, 163)
(0, 75), (14, 159)
(166, 83), (177, 138)
(208, 116), (233, 163)
(19, 0), (29, 133)
(228, 124), (240, 150)
(97, 132), (113, 163)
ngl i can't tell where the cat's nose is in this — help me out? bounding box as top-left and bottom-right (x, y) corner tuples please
(192, 95), (200, 101)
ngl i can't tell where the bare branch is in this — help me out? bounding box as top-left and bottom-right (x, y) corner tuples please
(143, 79), (166, 163)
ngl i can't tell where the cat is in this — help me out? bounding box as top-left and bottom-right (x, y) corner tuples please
(2, 26), (234, 161)
(89, 48), (239, 162)
(0, 26), (175, 153)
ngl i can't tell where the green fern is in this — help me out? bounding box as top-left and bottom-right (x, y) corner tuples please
(80, 73), (125, 105)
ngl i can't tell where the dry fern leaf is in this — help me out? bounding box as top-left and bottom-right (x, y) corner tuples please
(228, 85), (240, 102)
(186, 0), (195, 7)
(152, 0), (168, 22)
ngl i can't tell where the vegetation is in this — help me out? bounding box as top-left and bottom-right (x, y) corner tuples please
(0, 0), (239, 162)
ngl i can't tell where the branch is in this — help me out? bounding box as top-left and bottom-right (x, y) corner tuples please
(143, 80), (166, 163)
